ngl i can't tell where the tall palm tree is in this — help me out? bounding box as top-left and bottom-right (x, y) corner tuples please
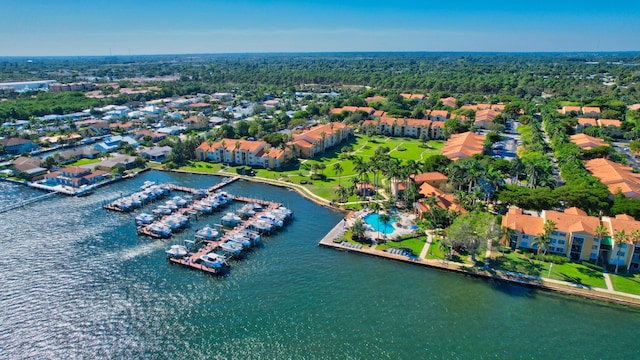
(613, 229), (629, 274)
(379, 213), (391, 242)
(543, 220), (557, 237)
(351, 219), (366, 241)
(333, 162), (344, 188)
(627, 229), (640, 273)
(532, 233), (550, 255)
(594, 224), (609, 265)
(501, 226), (516, 250)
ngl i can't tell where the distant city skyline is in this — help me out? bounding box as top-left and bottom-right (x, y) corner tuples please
(2, 0), (639, 56)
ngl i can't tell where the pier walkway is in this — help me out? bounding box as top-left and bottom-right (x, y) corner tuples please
(169, 199), (282, 273)
(0, 191), (60, 214)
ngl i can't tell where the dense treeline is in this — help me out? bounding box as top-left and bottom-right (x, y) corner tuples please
(1, 53), (639, 102)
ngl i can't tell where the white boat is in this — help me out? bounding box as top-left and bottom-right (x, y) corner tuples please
(221, 212), (242, 226)
(135, 213), (155, 225)
(148, 223), (172, 237)
(141, 181), (156, 190)
(238, 230), (261, 244)
(218, 242), (243, 257)
(251, 219), (274, 233)
(228, 234), (252, 248)
(200, 252), (228, 268)
(165, 245), (188, 258)
(195, 226), (221, 241)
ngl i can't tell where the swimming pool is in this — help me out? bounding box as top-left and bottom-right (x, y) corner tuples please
(363, 213), (397, 234)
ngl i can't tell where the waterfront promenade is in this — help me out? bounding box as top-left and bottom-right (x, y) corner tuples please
(319, 217), (640, 308)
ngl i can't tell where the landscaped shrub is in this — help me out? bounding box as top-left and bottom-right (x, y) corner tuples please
(310, 173), (325, 180)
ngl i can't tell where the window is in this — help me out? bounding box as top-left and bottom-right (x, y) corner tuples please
(617, 251), (625, 256)
(558, 240), (565, 245)
(520, 242), (528, 247)
(592, 244), (598, 250)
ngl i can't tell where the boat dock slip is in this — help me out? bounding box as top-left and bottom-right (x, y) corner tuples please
(170, 200), (289, 275)
(207, 176), (240, 193)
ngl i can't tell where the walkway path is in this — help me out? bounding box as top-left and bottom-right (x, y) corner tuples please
(603, 271), (614, 292)
(419, 230), (433, 259)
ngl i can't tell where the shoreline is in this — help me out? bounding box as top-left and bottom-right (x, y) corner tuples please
(318, 217), (640, 309)
(154, 167), (347, 213)
(145, 168), (640, 308)
(8, 167), (640, 308)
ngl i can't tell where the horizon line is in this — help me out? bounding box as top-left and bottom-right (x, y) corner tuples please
(1, 50), (640, 59)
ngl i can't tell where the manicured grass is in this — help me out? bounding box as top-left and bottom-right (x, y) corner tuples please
(491, 251), (606, 289)
(609, 274), (640, 295)
(69, 158), (100, 166)
(179, 135), (444, 203)
(547, 262), (606, 289)
(376, 237), (426, 256)
(181, 161), (223, 174)
(424, 238), (448, 260)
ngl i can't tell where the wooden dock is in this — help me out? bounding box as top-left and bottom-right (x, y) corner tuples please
(207, 176), (240, 193)
(169, 199), (284, 275)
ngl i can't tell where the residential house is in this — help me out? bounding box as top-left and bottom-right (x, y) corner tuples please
(428, 110), (450, 122)
(58, 148), (99, 164)
(582, 106), (601, 117)
(365, 95), (386, 103)
(12, 156), (47, 178)
(140, 146), (172, 162)
(576, 118), (598, 132)
(94, 136), (139, 153)
(474, 109), (501, 128)
(196, 139), (289, 169)
(503, 207), (640, 269)
(1, 138), (35, 154)
(440, 97), (456, 108)
(184, 115), (210, 130)
(43, 166), (109, 188)
(440, 132), (486, 160)
(134, 129), (167, 143)
(95, 154), (137, 171)
(188, 102), (212, 114)
(560, 106), (582, 115)
(289, 122), (352, 158)
(570, 133), (609, 150)
(598, 119), (621, 128)
(361, 117), (432, 139)
(400, 93), (425, 100)
(585, 158), (640, 199)
(329, 106), (375, 116)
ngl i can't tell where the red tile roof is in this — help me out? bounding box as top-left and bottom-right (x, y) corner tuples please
(440, 132), (485, 160)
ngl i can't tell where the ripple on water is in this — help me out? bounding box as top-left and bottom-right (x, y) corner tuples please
(2, 173), (640, 359)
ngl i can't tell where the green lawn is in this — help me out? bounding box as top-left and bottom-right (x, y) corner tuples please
(376, 237), (426, 256)
(69, 158), (100, 166)
(181, 161), (224, 174)
(491, 251), (606, 289)
(609, 274), (640, 295)
(179, 134), (445, 203)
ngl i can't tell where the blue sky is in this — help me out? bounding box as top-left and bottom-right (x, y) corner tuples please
(2, 0), (639, 56)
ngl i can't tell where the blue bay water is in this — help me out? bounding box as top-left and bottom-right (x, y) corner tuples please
(1, 171), (640, 359)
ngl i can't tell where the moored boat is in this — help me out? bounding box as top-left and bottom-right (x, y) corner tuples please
(165, 244), (188, 258)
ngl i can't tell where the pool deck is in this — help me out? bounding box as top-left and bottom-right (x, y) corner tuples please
(319, 217), (640, 309)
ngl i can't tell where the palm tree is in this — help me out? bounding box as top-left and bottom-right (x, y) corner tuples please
(543, 219), (557, 237)
(613, 229), (629, 274)
(351, 219), (366, 241)
(532, 233), (550, 256)
(333, 162), (344, 188)
(594, 224), (609, 265)
(627, 229), (640, 273)
(501, 226), (516, 251)
(379, 213), (391, 242)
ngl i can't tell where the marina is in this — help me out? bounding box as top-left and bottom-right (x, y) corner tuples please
(2, 170), (640, 359)
(102, 174), (293, 275)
